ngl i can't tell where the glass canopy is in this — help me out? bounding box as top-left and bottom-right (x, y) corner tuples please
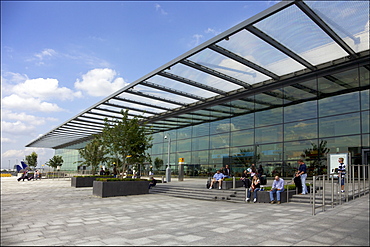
(26, 0), (370, 149)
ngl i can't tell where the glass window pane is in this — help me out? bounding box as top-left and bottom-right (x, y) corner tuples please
(257, 143), (283, 162)
(284, 101), (318, 123)
(284, 139), (317, 162)
(284, 119), (317, 141)
(210, 133), (230, 149)
(254, 5), (348, 66)
(210, 118), (231, 135)
(319, 92), (360, 117)
(188, 48), (271, 85)
(192, 136), (210, 151)
(210, 148), (230, 165)
(192, 122), (210, 137)
(325, 135), (362, 154)
(230, 146), (255, 168)
(360, 66), (370, 87)
(255, 108), (283, 127)
(319, 112), (361, 138)
(362, 111), (369, 134)
(176, 138), (191, 152)
(363, 134), (369, 147)
(361, 90), (369, 110)
(305, 1), (370, 53)
(255, 125), (283, 144)
(231, 129), (254, 147)
(217, 29), (305, 76)
(231, 113), (254, 131)
(177, 126), (192, 140)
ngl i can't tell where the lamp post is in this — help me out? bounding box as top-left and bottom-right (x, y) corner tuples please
(164, 134), (171, 182)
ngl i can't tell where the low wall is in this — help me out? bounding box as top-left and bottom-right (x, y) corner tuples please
(93, 180), (149, 198)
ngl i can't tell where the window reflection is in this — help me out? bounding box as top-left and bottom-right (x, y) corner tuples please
(284, 119), (317, 141)
(255, 125), (283, 144)
(231, 129), (254, 147)
(319, 92), (360, 117)
(319, 112), (361, 138)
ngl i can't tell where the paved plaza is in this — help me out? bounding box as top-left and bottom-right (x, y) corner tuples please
(1, 176), (369, 246)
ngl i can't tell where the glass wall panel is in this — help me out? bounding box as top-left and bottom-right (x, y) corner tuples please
(191, 150), (209, 165)
(230, 113), (254, 131)
(210, 148), (230, 166)
(284, 119), (317, 141)
(319, 112), (361, 138)
(284, 100), (317, 123)
(255, 108), (283, 127)
(231, 129), (254, 147)
(192, 122), (210, 137)
(362, 110), (369, 134)
(192, 136), (210, 151)
(177, 125), (192, 139)
(255, 124), (283, 144)
(260, 162), (283, 177)
(258, 143), (283, 162)
(319, 92), (360, 117)
(210, 133), (230, 149)
(360, 66), (370, 87)
(325, 135), (361, 154)
(176, 138), (191, 152)
(210, 118), (231, 135)
(284, 139), (317, 162)
(150, 141), (163, 155)
(318, 77), (347, 94)
(230, 146), (255, 168)
(361, 90), (369, 110)
(363, 134), (369, 147)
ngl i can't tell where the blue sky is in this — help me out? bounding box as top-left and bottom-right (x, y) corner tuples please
(1, 1), (278, 169)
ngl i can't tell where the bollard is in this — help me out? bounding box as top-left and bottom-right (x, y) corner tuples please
(232, 176), (235, 189)
(166, 166), (171, 182)
(161, 176), (164, 183)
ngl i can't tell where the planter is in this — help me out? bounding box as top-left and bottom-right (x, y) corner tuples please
(93, 180), (149, 198)
(71, 176), (98, 187)
(206, 179), (244, 189)
(250, 190), (296, 203)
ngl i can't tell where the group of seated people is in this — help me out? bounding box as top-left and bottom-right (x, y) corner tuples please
(209, 164), (285, 204)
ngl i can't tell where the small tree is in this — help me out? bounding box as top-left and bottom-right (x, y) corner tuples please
(25, 151), (38, 169)
(100, 109), (153, 177)
(46, 155), (64, 171)
(154, 157), (163, 171)
(77, 135), (108, 175)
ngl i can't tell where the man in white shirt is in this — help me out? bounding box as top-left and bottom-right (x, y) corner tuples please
(269, 175), (285, 204)
(209, 170), (225, 190)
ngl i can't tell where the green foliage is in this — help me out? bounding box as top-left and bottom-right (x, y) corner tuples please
(46, 155), (64, 170)
(73, 175), (113, 178)
(77, 136), (108, 175)
(154, 157), (163, 171)
(100, 109), (153, 177)
(25, 152), (38, 168)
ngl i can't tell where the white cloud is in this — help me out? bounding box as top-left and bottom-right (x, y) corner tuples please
(74, 68), (128, 97)
(2, 148), (54, 166)
(190, 34), (204, 47)
(1, 137), (15, 144)
(205, 28), (220, 36)
(34, 48), (57, 60)
(1, 120), (35, 135)
(12, 78), (81, 101)
(155, 4), (168, 15)
(1, 110), (58, 126)
(2, 94), (63, 112)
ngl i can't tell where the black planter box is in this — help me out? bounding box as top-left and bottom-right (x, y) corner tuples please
(246, 190), (297, 203)
(71, 177), (98, 187)
(93, 180), (149, 198)
(206, 180), (244, 189)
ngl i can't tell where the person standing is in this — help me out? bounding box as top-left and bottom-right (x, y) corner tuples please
(269, 176), (285, 204)
(338, 157), (346, 193)
(113, 164), (118, 178)
(297, 159), (308, 194)
(294, 168), (302, 194)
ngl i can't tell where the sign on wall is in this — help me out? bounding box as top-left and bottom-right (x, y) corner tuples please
(327, 153), (349, 177)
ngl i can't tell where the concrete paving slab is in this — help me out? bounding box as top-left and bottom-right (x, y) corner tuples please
(1, 177), (368, 246)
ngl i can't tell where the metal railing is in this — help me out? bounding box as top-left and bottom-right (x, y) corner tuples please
(311, 164), (369, 215)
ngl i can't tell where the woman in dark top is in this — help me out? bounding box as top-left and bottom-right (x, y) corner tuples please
(246, 175), (261, 203)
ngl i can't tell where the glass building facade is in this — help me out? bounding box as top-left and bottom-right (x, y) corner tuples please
(148, 66), (369, 177)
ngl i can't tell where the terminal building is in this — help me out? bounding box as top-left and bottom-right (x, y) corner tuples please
(26, 0), (369, 178)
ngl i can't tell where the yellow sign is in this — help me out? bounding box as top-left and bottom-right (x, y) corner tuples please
(178, 158), (184, 163)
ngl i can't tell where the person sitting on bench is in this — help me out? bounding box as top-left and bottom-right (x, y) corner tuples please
(269, 175), (285, 204)
(209, 170), (225, 190)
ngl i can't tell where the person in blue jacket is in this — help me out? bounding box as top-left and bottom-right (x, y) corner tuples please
(209, 170), (225, 190)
